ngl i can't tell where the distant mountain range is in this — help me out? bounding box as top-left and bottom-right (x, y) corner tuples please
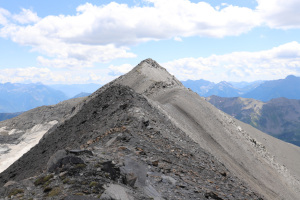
(0, 83), (101, 113)
(49, 83), (101, 98)
(0, 83), (68, 113)
(71, 92), (91, 99)
(207, 95), (300, 146)
(0, 112), (22, 121)
(182, 79), (264, 97)
(242, 75), (300, 101)
(1, 75), (300, 119)
(183, 75), (300, 101)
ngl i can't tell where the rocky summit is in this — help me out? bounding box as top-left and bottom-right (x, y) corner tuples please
(0, 59), (299, 200)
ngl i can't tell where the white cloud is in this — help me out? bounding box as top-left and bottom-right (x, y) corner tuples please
(0, 8), (10, 25)
(12, 8), (40, 24)
(1, 1), (300, 48)
(2, 42), (300, 84)
(174, 36), (183, 42)
(1, 0), (300, 72)
(163, 41), (300, 82)
(256, 0), (300, 29)
(0, 67), (53, 83)
(0, 67), (117, 84)
(108, 64), (134, 76)
(0, 6), (137, 69)
(0, 1), (263, 69)
(35, 44), (135, 69)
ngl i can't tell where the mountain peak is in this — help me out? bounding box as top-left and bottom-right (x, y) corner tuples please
(139, 58), (163, 69)
(135, 58), (167, 72)
(106, 58), (183, 94)
(285, 75), (297, 80)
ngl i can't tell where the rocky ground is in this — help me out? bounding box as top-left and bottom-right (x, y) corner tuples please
(0, 85), (263, 199)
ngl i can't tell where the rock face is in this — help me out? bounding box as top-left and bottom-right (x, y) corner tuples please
(0, 59), (299, 200)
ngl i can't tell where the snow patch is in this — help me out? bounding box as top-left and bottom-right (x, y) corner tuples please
(0, 126), (8, 135)
(0, 120), (58, 173)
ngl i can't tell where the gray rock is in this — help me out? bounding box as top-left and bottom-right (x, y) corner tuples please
(47, 150), (67, 172)
(105, 136), (118, 147)
(143, 184), (162, 200)
(161, 175), (176, 185)
(120, 157), (147, 188)
(68, 149), (93, 156)
(100, 184), (134, 200)
(64, 196), (100, 200)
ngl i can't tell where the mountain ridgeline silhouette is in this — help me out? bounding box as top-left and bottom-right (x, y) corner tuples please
(183, 75), (300, 101)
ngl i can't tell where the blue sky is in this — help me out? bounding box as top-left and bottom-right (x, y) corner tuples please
(1, 0), (300, 84)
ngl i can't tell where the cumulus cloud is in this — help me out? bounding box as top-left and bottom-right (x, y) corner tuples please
(35, 44), (135, 69)
(0, 6), (137, 69)
(0, 67), (53, 83)
(12, 8), (40, 24)
(174, 36), (183, 42)
(108, 64), (134, 76)
(0, 0), (264, 69)
(0, 1), (261, 63)
(256, 0), (300, 29)
(163, 41), (300, 82)
(0, 8), (10, 25)
(0, 67), (117, 84)
(1, 42), (300, 84)
(70, 1), (260, 44)
(1, 0), (300, 72)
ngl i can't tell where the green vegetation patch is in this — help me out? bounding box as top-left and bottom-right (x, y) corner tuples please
(48, 187), (61, 197)
(34, 174), (54, 186)
(63, 178), (70, 184)
(76, 163), (87, 169)
(8, 188), (24, 198)
(89, 181), (98, 187)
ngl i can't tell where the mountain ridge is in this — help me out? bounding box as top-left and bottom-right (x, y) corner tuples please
(91, 59), (300, 199)
(0, 59), (299, 199)
(0, 84), (263, 199)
